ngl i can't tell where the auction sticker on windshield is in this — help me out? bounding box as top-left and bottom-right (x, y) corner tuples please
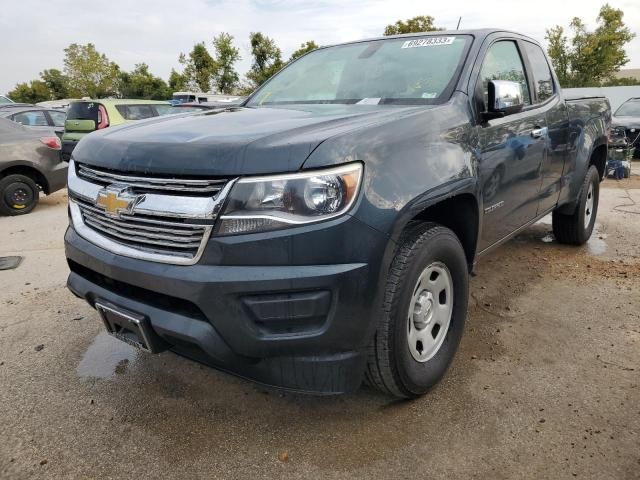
(401, 37), (455, 48)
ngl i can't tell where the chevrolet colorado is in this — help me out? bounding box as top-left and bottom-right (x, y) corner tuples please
(65, 30), (610, 397)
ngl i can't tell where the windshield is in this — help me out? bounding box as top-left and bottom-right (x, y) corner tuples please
(615, 100), (640, 117)
(247, 35), (470, 107)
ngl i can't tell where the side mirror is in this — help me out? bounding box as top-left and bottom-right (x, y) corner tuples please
(484, 80), (525, 120)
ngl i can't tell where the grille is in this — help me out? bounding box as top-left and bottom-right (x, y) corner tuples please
(69, 160), (232, 264)
(77, 162), (228, 195)
(74, 197), (210, 258)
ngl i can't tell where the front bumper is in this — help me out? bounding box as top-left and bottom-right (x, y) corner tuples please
(65, 216), (390, 394)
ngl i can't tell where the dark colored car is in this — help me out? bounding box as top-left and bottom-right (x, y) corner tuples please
(611, 97), (640, 158)
(65, 29), (610, 397)
(0, 118), (68, 215)
(0, 104), (66, 137)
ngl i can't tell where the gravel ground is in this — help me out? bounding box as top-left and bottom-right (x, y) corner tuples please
(0, 178), (638, 480)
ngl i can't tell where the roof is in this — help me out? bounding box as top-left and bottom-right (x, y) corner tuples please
(69, 99), (170, 105)
(322, 28), (541, 49)
(0, 105), (65, 116)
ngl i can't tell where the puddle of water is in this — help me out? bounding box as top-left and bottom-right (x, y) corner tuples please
(77, 331), (138, 379)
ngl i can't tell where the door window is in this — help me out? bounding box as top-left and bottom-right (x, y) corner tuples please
(49, 110), (67, 127)
(13, 110), (48, 126)
(521, 42), (554, 102)
(477, 41), (531, 111)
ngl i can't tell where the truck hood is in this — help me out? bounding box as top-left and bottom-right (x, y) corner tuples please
(72, 105), (424, 176)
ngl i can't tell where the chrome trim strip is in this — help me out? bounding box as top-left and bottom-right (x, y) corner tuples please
(77, 163), (227, 193)
(68, 159), (235, 220)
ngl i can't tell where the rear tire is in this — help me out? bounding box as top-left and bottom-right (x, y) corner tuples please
(0, 174), (39, 216)
(365, 223), (469, 398)
(552, 165), (599, 245)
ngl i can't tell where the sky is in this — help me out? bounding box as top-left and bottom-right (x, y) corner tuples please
(1, 0), (639, 95)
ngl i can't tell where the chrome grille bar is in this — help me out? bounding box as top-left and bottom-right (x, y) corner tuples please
(77, 163), (227, 194)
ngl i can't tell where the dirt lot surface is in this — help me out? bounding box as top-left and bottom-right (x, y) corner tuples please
(1, 178), (639, 480)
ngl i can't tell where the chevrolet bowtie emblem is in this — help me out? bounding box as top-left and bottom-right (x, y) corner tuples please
(96, 185), (141, 217)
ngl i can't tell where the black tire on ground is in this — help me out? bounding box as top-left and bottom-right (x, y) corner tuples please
(365, 222), (469, 398)
(552, 165), (600, 245)
(0, 174), (40, 216)
(624, 167), (630, 179)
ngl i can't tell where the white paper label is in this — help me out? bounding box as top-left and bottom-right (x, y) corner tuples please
(401, 37), (455, 49)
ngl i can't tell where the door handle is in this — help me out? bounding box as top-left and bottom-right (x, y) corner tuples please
(530, 127), (547, 139)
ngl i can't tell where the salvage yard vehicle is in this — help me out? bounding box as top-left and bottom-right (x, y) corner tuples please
(611, 97), (640, 159)
(0, 104), (67, 137)
(61, 99), (170, 161)
(65, 29), (610, 398)
(0, 118), (68, 215)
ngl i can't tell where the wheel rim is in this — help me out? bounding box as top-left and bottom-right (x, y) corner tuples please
(4, 183), (33, 210)
(407, 262), (454, 362)
(584, 182), (594, 229)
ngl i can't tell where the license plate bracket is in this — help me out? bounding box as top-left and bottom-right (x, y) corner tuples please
(95, 300), (167, 353)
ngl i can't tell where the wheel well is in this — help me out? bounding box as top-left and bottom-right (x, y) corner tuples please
(589, 144), (607, 179)
(0, 165), (49, 194)
(409, 194), (479, 269)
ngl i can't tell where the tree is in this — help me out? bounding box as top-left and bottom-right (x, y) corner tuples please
(168, 69), (188, 92)
(64, 43), (120, 98)
(383, 16), (442, 36)
(118, 63), (171, 99)
(40, 69), (69, 99)
(246, 32), (284, 88)
(7, 80), (52, 103)
(545, 4), (635, 87)
(179, 42), (216, 92)
(289, 40), (319, 61)
(211, 33), (241, 94)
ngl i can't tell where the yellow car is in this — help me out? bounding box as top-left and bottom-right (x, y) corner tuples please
(61, 99), (171, 160)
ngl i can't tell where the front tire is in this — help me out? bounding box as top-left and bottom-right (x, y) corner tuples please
(365, 223), (469, 398)
(0, 174), (40, 216)
(552, 165), (600, 245)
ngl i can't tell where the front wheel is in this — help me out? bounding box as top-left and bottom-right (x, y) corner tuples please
(552, 165), (600, 245)
(365, 223), (469, 398)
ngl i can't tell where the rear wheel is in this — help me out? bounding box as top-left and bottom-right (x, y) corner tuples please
(365, 223), (469, 398)
(0, 174), (40, 216)
(552, 165), (600, 245)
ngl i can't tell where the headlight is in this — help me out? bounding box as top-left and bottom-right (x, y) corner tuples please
(217, 163), (363, 235)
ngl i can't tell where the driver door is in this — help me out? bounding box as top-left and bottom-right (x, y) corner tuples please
(475, 40), (547, 251)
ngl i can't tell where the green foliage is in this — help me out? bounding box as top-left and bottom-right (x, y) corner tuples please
(179, 42), (216, 92)
(64, 43), (120, 98)
(246, 32), (284, 88)
(545, 4), (635, 87)
(118, 63), (171, 100)
(603, 76), (640, 86)
(168, 69), (188, 92)
(40, 69), (68, 99)
(212, 33), (241, 94)
(7, 80), (52, 103)
(383, 16), (442, 36)
(289, 41), (319, 61)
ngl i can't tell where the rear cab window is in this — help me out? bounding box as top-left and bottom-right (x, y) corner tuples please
(49, 110), (67, 127)
(115, 104), (158, 120)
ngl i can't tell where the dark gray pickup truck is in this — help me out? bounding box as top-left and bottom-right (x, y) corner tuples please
(64, 29), (610, 397)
